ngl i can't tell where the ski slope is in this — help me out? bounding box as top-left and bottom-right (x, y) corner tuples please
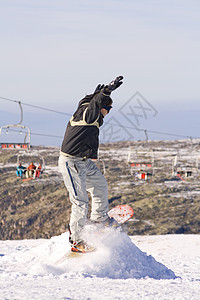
(0, 227), (200, 300)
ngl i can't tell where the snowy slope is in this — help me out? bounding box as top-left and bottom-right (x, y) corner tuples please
(0, 228), (200, 300)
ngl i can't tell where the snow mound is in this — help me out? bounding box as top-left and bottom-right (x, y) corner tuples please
(17, 226), (176, 280)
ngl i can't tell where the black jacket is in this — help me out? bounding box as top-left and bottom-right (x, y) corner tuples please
(61, 89), (111, 159)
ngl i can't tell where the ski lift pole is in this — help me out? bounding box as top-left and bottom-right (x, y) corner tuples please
(188, 136), (193, 151)
(172, 155), (178, 176)
(151, 149), (154, 175)
(18, 101), (31, 148)
(196, 156), (199, 174)
(18, 101), (23, 125)
(144, 129), (148, 144)
(102, 159), (106, 175)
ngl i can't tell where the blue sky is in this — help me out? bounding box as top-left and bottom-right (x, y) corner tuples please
(0, 0), (200, 145)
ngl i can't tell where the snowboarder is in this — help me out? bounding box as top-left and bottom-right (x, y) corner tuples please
(59, 76), (123, 253)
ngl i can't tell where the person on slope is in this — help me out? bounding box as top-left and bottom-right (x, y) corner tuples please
(59, 76), (123, 253)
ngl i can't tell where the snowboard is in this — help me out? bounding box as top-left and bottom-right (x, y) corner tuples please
(108, 204), (134, 226)
(56, 204), (134, 262)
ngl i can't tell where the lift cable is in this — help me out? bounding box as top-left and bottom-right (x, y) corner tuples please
(1, 96), (200, 140)
(0, 96), (72, 116)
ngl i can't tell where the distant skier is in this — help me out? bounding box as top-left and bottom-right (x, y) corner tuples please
(35, 164), (42, 178)
(27, 162), (36, 178)
(59, 76), (123, 253)
(16, 163), (26, 178)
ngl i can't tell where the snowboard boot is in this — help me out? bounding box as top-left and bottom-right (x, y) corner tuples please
(68, 224), (95, 253)
(70, 241), (95, 253)
(103, 217), (120, 228)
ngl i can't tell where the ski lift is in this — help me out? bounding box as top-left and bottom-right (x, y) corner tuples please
(128, 149), (154, 180)
(16, 150), (45, 180)
(17, 151), (45, 169)
(172, 153), (199, 180)
(0, 101), (31, 149)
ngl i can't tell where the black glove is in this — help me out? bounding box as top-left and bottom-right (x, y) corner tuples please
(104, 76), (123, 94)
(94, 84), (105, 94)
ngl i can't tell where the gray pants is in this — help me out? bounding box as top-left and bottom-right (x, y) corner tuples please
(58, 154), (109, 243)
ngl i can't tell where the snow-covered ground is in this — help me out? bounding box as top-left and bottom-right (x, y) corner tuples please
(0, 227), (200, 300)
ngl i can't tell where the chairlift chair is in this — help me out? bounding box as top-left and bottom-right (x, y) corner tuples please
(128, 149), (154, 180)
(17, 151), (45, 170)
(0, 100), (31, 149)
